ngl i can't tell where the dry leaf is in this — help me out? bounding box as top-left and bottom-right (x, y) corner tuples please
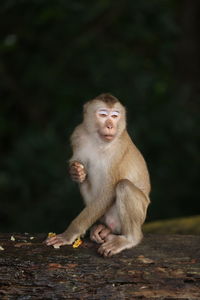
(137, 255), (154, 264)
(48, 263), (63, 269)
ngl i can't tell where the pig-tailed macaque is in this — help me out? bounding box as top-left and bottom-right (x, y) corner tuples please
(46, 93), (151, 257)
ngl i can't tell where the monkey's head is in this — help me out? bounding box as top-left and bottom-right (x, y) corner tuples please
(83, 94), (126, 142)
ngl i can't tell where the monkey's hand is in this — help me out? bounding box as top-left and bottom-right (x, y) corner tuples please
(90, 224), (111, 244)
(45, 232), (77, 248)
(45, 221), (82, 248)
(69, 161), (87, 183)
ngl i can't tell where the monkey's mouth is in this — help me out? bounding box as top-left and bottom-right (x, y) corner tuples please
(98, 131), (115, 141)
(103, 134), (115, 141)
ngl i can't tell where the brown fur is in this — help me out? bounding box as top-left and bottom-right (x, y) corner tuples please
(46, 94), (150, 257)
(94, 93), (119, 106)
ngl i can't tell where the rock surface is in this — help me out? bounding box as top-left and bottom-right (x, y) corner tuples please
(0, 233), (200, 299)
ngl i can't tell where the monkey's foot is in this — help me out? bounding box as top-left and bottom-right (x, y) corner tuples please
(90, 224), (111, 244)
(98, 234), (133, 257)
(45, 233), (73, 248)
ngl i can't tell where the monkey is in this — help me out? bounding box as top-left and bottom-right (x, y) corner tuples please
(46, 93), (151, 257)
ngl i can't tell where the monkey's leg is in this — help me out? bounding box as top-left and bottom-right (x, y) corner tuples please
(98, 179), (149, 257)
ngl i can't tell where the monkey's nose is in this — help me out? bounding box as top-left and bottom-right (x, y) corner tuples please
(107, 125), (113, 129)
(106, 121), (113, 129)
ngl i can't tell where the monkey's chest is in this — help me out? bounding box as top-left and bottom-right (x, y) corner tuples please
(88, 159), (107, 189)
(82, 155), (108, 200)
(80, 166), (107, 205)
(79, 142), (111, 202)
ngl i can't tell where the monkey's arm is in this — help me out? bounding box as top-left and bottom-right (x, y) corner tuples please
(46, 189), (114, 247)
(68, 125), (89, 183)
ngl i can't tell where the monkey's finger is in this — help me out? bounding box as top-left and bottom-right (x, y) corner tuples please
(46, 236), (64, 244)
(93, 224), (105, 232)
(70, 171), (83, 177)
(73, 166), (86, 176)
(46, 237), (69, 247)
(79, 173), (86, 180)
(70, 169), (86, 177)
(96, 236), (104, 244)
(95, 235), (104, 244)
(90, 230), (102, 243)
(70, 166), (86, 174)
(69, 167), (80, 174)
(99, 228), (111, 240)
(70, 161), (80, 166)
(74, 172), (86, 180)
(75, 164), (84, 171)
(92, 231), (104, 244)
(71, 175), (85, 183)
(104, 250), (112, 257)
(45, 236), (58, 245)
(76, 162), (84, 169)
(91, 235), (104, 244)
(98, 242), (112, 257)
(69, 165), (79, 173)
(71, 162), (84, 169)
(69, 170), (80, 176)
(90, 224), (107, 242)
(107, 251), (114, 257)
(98, 245), (105, 256)
(74, 170), (86, 179)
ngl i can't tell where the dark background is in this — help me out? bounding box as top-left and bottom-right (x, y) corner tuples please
(0, 0), (199, 233)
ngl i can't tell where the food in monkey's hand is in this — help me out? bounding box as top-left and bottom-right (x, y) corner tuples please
(48, 232), (56, 238)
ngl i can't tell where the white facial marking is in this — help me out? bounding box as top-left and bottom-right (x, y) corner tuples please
(111, 111), (120, 118)
(98, 109), (109, 117)
(97, 108), (120, 119)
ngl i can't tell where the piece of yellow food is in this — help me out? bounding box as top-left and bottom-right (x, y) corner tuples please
(48, 232), (56, 238)
(0, 246), (4, 251)
(72, 238), (83, 248)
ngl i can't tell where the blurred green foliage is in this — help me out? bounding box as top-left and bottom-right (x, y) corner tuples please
(144, 215), (200, 235)
(0, 0), (199, 232)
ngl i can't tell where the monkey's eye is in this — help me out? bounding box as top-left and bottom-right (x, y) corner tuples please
(111, 111), (120, 118)
(98, 110), (109, 117)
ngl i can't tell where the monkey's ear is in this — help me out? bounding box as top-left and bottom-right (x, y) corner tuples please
(83, 101), (90, 114)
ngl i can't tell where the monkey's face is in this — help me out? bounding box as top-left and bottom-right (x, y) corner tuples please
(95, 108), (121, 142)
(83, 98), (126, 142)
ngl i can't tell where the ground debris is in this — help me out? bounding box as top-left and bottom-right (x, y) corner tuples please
(0, 233), (200, 299)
